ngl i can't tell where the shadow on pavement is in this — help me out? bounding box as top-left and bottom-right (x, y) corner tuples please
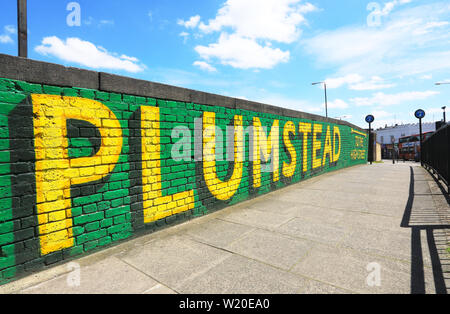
(401, 166), (449, 294)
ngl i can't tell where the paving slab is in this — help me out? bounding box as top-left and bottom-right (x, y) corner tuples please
(225, 229), (314, 271)
(291, 244), (436, 294)
(20, 257), (158, 294)
(218, 208), (293, 230)
(339, 211), (408, 233)
(176, 254), (314, 294)
(340, 226), (427, 265)
(118, 235), (232, 291)
(184, 218), (255, 249)
(276, 217), (349, 246)
(292, 204), (346, 225)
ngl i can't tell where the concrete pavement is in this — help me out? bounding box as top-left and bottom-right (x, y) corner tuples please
(1, 162), (449, 294)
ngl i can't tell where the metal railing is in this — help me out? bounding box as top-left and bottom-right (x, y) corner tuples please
(422, 123), (450, 192)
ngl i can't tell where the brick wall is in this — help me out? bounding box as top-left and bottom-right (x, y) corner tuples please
(0, 57), (368, 284)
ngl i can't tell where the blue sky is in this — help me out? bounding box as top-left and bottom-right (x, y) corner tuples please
(1, 0), (450, 128)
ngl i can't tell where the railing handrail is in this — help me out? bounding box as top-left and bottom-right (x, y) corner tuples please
(423, 123), (449, 145)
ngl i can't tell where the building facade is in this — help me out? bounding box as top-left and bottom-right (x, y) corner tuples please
(375, 123), (436, 145)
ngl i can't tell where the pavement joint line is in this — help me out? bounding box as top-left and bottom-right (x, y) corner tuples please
(287, 241), (320, 274)
(5, 269), (74, 294)
(293, 203), (400, 219)
(293, 273), (359, 295)
(118, 256), (181, 294)
(184, 221), (257, 250)
(188, 235), (319, 280)
(175, 253), (234, 292)
(216, 216), (289, 234)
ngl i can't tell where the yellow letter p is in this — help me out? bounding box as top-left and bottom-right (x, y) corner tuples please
(32, 95), (123, 255)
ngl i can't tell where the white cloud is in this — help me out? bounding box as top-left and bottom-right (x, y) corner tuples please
(119, 54), (139, 63)
(179, 31), (189, 44)
(414, 21), (450, 35)
(193, 61), (217, 72)
(0, 35), (13, 44)
(380, 0), (412, 16)
(35, 37), (145, 73)
(0, 25), (16, 44)
(99, 20), (114, 26)
(351, 90), (439, 107)
(178, 15), (201, 29)
(324, 74), (395, 90)
(195, 33), (290, 70)
(181, 0), (317, 70)
(303, 2), (450, 78)
(325, 74), (363, 89)
(350, 76), (396, 91)
(197, 0), (317, 43)
(4, 25), (16, 35)
(261, 96), (322, 113)
(372, 110), (393, 119)
(423, 107), (447, 115)
(82, 17), (115, 27)
(328, 99), (349, 109)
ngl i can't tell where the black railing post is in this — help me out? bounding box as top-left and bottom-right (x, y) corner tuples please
(423, 124), (450, 194)
(447, 127), (450, 194)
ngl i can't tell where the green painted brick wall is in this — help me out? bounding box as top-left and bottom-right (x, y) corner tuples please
(0, 77), (368, 285)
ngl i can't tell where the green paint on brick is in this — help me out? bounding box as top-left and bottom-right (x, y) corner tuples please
(0, 76), (368, 286)
(105, 206), (129, 219)
(85, 221), (100, 232)
(73, 212), (104, 225)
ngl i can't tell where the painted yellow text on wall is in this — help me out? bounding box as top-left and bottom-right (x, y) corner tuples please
(141, 106), (195, 223)
(203, 112), (244, 201)
(32, 95), (123, 255)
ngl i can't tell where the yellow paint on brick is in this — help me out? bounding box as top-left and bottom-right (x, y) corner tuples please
(282, 121), (297, 178)
(141, 106), (194, 223)
(312, 124), (323, 169)
(333, 126), (341, 163)
(32, 94), (123, 255)
(322, 126), (332, 166)
(299, 122), (312, 173)
(351, 129), (367, 138)
(253, 118), (279, 188)
(203, 112), (244, 201)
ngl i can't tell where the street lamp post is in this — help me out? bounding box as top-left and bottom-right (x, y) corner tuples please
(312, 82), (328, 118)
(436, 83), (449, 124)
(17, 0), (27, 58)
